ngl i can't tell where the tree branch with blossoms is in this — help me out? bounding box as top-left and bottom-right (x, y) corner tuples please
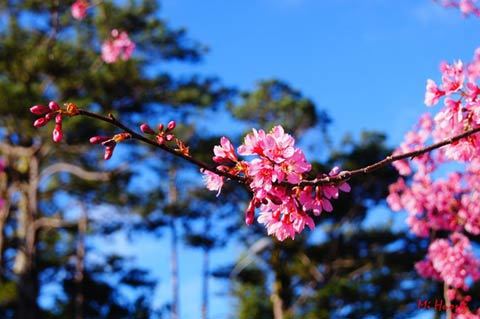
(387, 48), (480, 317)
(28, 89), (480, 242)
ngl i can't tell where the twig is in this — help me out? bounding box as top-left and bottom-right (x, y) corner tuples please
(77, 109), (480, 187)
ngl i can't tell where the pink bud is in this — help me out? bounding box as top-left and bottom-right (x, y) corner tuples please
(166, 134), (174, 141)
(55, 114), (62, 124)
(30, 105), (49, 115)
(104, 145), (115, 160)
(89, 136), (110, 144)
(33, 117), (48, 128)
(156, 135), (165, 145)
(167, 121), (176, 131)
(245, 200), (256, 225)
(45, 113), (56, 121)
(158, 123), (164, 131)
(52, 124), (63, 143)
(140, 123), (155, 134)
(49, 101), (60, 111)
(268, 195), (283, 206)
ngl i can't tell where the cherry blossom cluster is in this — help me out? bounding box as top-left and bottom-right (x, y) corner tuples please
(101, 29), (136, 64)
(30, 101), (79, 143)
(435, 0), (480, 16)
(70, 1), (135, 64)
(202, 126), (350, 241)
(388, 48), (480, 317)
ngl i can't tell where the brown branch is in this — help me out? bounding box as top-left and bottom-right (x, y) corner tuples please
(39, 162), (111, 183)
(444, 282), (452, 319)
(0, 142), (40, 157)
(77, 109), (480, 187)
(33, 216), (77, 231)
(79, 110), (246, 183)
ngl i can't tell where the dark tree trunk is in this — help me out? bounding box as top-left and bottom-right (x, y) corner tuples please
(169, 168), (180, 319)
(201, 217), (211, 319)
(16, 153), (40, 319)
(74, 204), (87, 319)
(270, 243), (292, 319)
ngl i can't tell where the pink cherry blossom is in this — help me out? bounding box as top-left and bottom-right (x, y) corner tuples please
(213, 137), (237, 163)
(416, 233), (480, 290)
(101, 30), (136, 64)
(425, 79), (445, 106)
(203, 126), (351, 240)
(201, 170), (224, 196)
(237, 128), (267, 156)
(71, 0), (88, 21)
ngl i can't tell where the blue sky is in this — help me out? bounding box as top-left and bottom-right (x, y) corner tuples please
(91, 1), (480, 318)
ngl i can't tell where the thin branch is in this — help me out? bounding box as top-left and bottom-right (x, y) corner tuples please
(77, 109), (480, 187)
(79, 110), (246, 183)
(39, 162), (111, 183)
(33, 216), (78, 231)
(444, 283), (452, 319)
(0, 142), (40, 157)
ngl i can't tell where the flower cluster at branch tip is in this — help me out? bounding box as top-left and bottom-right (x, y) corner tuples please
(139, 120), (190, 156)
(30, 101), (79, 143)
(435, 0), (480, 16)
(389, 47), (480, 317)
(71, 0), (89, 21)
(201, 126), (351, 241)
(101, 29), (135, 64)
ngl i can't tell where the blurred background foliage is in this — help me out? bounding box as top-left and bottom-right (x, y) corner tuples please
(0, 1), (450, 319)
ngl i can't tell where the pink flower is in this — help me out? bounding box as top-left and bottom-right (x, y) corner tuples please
(274, 149), (311, 184)
(238, 126), (295, 163)
(426, 233), (480, 290)
(425, 79), (445, 106)
(213, 137), (237, 163)
(257, 197), (314, 241)
(201, 170), (224, 196)
(262, 126), (295, 163)
(441, 60), (465, 94)
(202, 125), (350, 239)
(101, 30), (136, 64)
(459, 0), (478, 15)
(71, 0), (88, 21)
(237, 128), (267, 156)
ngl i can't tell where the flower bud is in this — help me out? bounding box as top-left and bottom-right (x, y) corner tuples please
(33, 117), (48, 128)
(166, 134), (174, 141)
(166, 120), (176, 131)
(55, 114), (62, 124)
(48, 101), (60, 111)
(245, 200), (256, 225)
(140, 123), (155, 134)
(104, 145), (115, 160)
(30, 105), (49, 115)
(89, 136), (110, 144)
(45, 113), (56, 121)
(158, 123), (164, 131)
(268, 195), (283, 206)
(52, 123), (63, 143)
